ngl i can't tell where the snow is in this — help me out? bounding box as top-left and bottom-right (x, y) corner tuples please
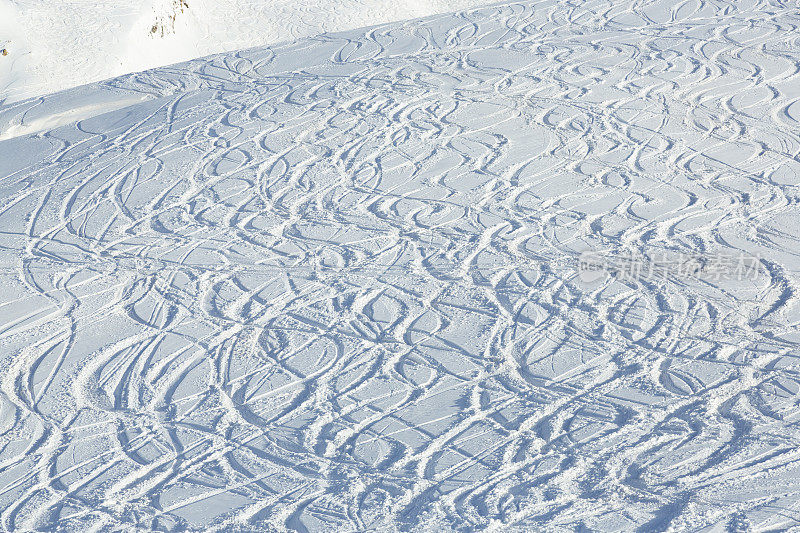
(0, 0), (494, 102)
(1, 0), (800, 530)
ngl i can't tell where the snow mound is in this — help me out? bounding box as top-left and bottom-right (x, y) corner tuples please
(0, 0), (494, 101)
(1, 0), (800, 530)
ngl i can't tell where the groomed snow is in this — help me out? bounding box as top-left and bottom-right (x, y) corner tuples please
(1, 0), (800, 530)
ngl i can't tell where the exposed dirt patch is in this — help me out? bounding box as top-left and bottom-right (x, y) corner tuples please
(149, 0), (189, 37)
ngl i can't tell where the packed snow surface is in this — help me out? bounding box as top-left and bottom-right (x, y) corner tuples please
(1, 0), (800, 530)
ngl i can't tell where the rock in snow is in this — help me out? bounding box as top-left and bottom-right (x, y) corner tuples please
(1, 0), (800, 530)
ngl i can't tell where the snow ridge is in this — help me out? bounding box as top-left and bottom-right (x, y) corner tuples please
(0, 0), (493, 102)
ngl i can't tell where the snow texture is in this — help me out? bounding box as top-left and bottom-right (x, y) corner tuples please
(1, 0), (800, 530)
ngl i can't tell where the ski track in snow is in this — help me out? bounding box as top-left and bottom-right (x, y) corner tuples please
(1, 0), (800, 530)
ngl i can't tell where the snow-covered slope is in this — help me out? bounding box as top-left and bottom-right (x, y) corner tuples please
(1, 0), (800, 530)
(0, 0), (494, 102)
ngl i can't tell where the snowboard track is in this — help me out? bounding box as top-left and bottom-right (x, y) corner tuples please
(0, 0), (800, 530)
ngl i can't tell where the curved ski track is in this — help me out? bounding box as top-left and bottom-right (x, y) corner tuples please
(0, 0), (800, 530)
